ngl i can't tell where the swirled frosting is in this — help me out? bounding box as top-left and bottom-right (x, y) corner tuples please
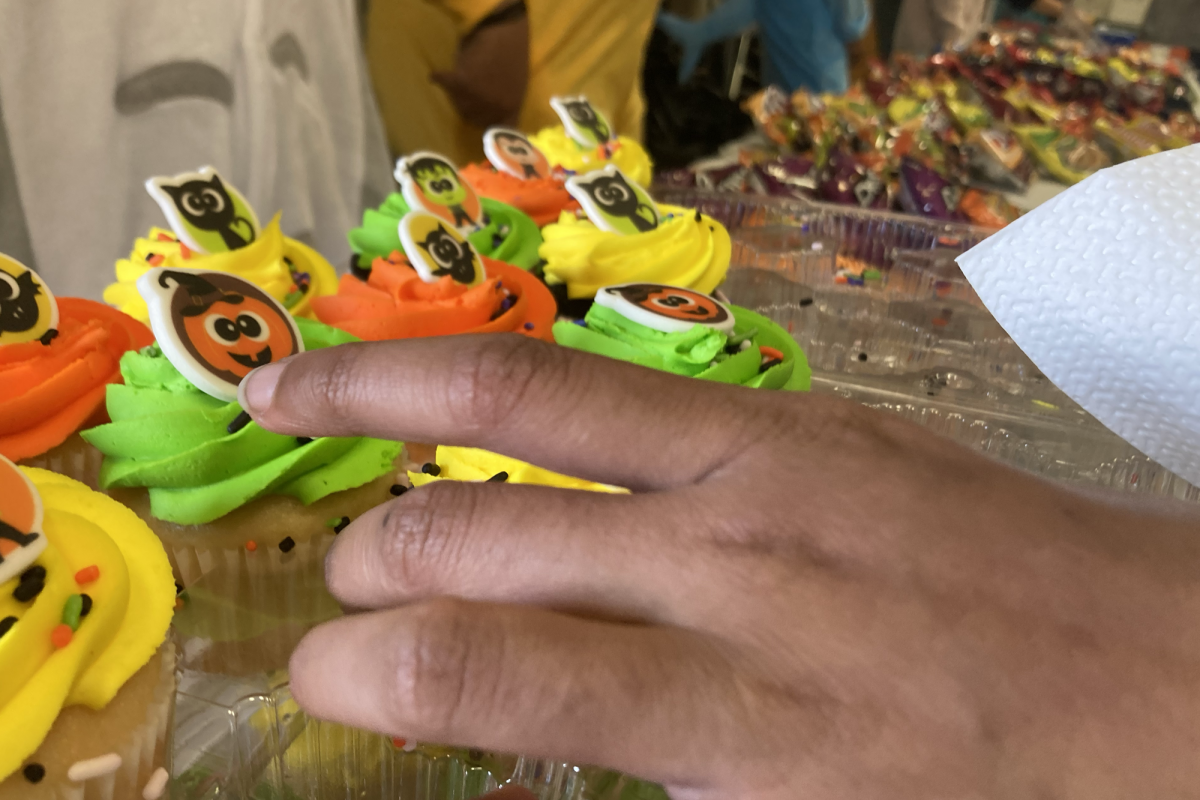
(0, 468), (174, 781)
(348, 195), (542, 273)
(459, 163), (580, 228)
(553, 303), (811, 390)
(527, 127), (654, 187)
(312, 253), (555, 341)
(539, 206), (731, 300)
(0, 299), (154, 462)
(105, 216), (338, 324)
(409, 446), (626, 492)
(81, 318), (402, 525)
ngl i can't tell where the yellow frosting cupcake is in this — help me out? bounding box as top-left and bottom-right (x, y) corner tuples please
(529, 126), (654, 187)
(538, 204), (731, 300)
(105, 213), (337, 324)
(409, 446), (626, 493)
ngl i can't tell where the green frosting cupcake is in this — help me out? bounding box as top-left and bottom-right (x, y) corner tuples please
(348, 194), (543, 271)
(553, 304), (811, 391)
(81, 317), (403, 525)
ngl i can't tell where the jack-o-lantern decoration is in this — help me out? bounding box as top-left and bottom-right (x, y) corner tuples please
(0, 455), (47, 585)
(0, 254), (58, 346)
(137, 268), (303, 401)
(595, 283), (735, 334)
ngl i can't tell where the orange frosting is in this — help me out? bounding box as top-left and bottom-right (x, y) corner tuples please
(0, 299), (153, 461)
(460, 163), (580, 228)
(311, 254), (556, 342)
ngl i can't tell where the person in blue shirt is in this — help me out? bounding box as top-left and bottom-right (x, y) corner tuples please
(657, 0), (871, 95)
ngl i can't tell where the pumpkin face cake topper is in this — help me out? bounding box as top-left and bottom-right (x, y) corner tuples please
(0, 455), (47, 585)
(566, 165), (660, 235)
(596, 283), (735, 334)
(137, 268), (303, 401)
(395, 152), (485, 233)
(550, 95), (615, 148)
(483, 127), (551, 180)
(146, 166), (262, 255)
(399, 212), (485, 287)
(0, 254), (59, 346)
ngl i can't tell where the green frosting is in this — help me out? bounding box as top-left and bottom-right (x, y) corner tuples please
(81, 317), (402, 525)
(553, 304), (811, 391)
(348, 194), (543, 271)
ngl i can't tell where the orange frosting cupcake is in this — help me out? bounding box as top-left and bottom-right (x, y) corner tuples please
(311, 254), (556, 342)
(0, 299), (153, 461)
(460, 163), (580, 228)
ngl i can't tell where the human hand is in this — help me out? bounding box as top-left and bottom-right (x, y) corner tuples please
(431, 1), (529, 129)
(240, 335), (1200, 800)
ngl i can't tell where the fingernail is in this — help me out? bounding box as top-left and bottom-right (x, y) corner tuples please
(239, 362), (284, 413)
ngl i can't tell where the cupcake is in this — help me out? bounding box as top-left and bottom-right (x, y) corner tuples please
(82, 268), (402, 673)
(0, 459), (176, 800)
(408, 446), (626, 493)
(105, 166), (338, 324)
(553, 283), (811, 391)
(0, 254), (153, 487)
(313, 211), (555, 341)
(457, 127), (581, 227)
(528, 96), (653, 186)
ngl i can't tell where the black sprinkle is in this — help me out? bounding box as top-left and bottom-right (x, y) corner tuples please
(295, 437), (313, 445)
(486, 471), (509, 483)
(20, 565), (46, 584)
(79, 594), (93, 617)
(421, 463), (441, 476)
(389, 484), (408, 497)
(758, 359), (783, 374)
(227, 410), (253, 434)
(174, 581), (184, 595)
(13, 579), (44, 603)
(333, 517), (351, 534)
(694, 209), (702, 222)
(278, 536), (296, 553)
(856, 353), (868, 362)
(0, 616), (16, 638)
(492, 233), (505, 249)
(38, 329), (59, 346)
(23, 763), (45, 784)
(799, 297), (814, 307)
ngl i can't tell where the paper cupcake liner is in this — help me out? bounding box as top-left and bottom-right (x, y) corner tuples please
(19, 434), (106, 490)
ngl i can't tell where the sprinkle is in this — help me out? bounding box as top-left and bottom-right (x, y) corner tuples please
(799, 297), (814, 307)
(392, 737), (406, 749)
(333, 517), (351, 534)
(39, 329), (59, 345)
(296, 437), (313, 445)
(523, 322), (534, 331)
(51, 623), (73, 648)
(757, 359), (782, 374)
(13, 579), (44, 602)
(421, 463), (441, 476)
(857, 353), (868, 362)
(80, 593), (93, 617)
(278, 536), (296, 553)
(62, 594), (83, 631)
(758, 346), (785, 362)
(67, 753), (122, 783)
(174, 581), (183, 595)
(20, 565), (46, 584)
(227, 410), (253, 434)
(245, 540), (258, 552)
(23, 763), (45, 783)
(179, 243), (192, 259)
(499, 296), (515, 312)
(147, 253), (165, 266)
(142, 767), (170, 800)
(0, 616), (16, 637)
(486, 471), (509, 483)
(75, 565), (100, 585)
(389, 484), (408, 496)
(694, 209), (702, 222)
(156, 232), (174, 242)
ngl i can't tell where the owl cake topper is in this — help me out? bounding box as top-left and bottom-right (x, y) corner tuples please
(0, 254), (59, 346)
(395, 152), (485, 233)
(0, 455), (47, 585)
(399, 212), (486, 287)
(137, 268), (303, 401)
(483, 128), (551, 180)
(146, 166), (262, 255)
(550, 96), (615, 148)
(595, 283), (735, 334)
(566, 165), (660, 235)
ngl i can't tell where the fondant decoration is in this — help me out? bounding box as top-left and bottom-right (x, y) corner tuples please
(395, 152), (485, 233)
(566, 166), (660, 235)
(484, 128), (551, 180)
(550, 96), (615, 148)
(595, 283), (735, 334)
(0, 455), (46, 585)
(146, 166), (261, 254)
(0, 254), (58, 346)
(398, 212), (485, 287)
(137, 268), (302, 401)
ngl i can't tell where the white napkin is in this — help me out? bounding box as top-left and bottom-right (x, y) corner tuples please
(957, 144), (1200, 485)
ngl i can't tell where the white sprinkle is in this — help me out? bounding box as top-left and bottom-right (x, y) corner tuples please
(67, 753), (122, 782)
(402, 739), (418, 752)
(142, 766), (169, 800)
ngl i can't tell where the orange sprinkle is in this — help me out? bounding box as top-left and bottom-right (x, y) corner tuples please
(759, 346), (784, 361)
(174, 597), (184, 610)
(156, 232), (174, 242)
(392, 737), (407, 749)
(51, 624), (73, 649)
(245, 540), (258, 552)
(179, 243), (192, 259)
(74, 565), (100, 585)
(148, 254), (165, 266)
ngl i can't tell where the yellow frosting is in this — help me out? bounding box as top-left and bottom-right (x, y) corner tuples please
(528, 126), (654, 187)
(409, 446), (626, 493)
(538, 204), (731, 300)
(104, 214), (338, 323)
(0, 469), (174, 781)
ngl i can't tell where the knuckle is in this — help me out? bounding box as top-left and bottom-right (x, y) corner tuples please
(376, 482), (475, 597)
(301, 342), (372, 414)
(445, 335), (567, 434)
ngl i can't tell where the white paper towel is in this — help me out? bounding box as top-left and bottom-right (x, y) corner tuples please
(957, 144), (1200, 486)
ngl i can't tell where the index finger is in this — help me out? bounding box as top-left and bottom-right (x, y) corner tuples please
(238, 334), (793, 490)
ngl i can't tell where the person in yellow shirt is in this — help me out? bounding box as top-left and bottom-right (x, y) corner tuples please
(364, 0), (659, 166)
